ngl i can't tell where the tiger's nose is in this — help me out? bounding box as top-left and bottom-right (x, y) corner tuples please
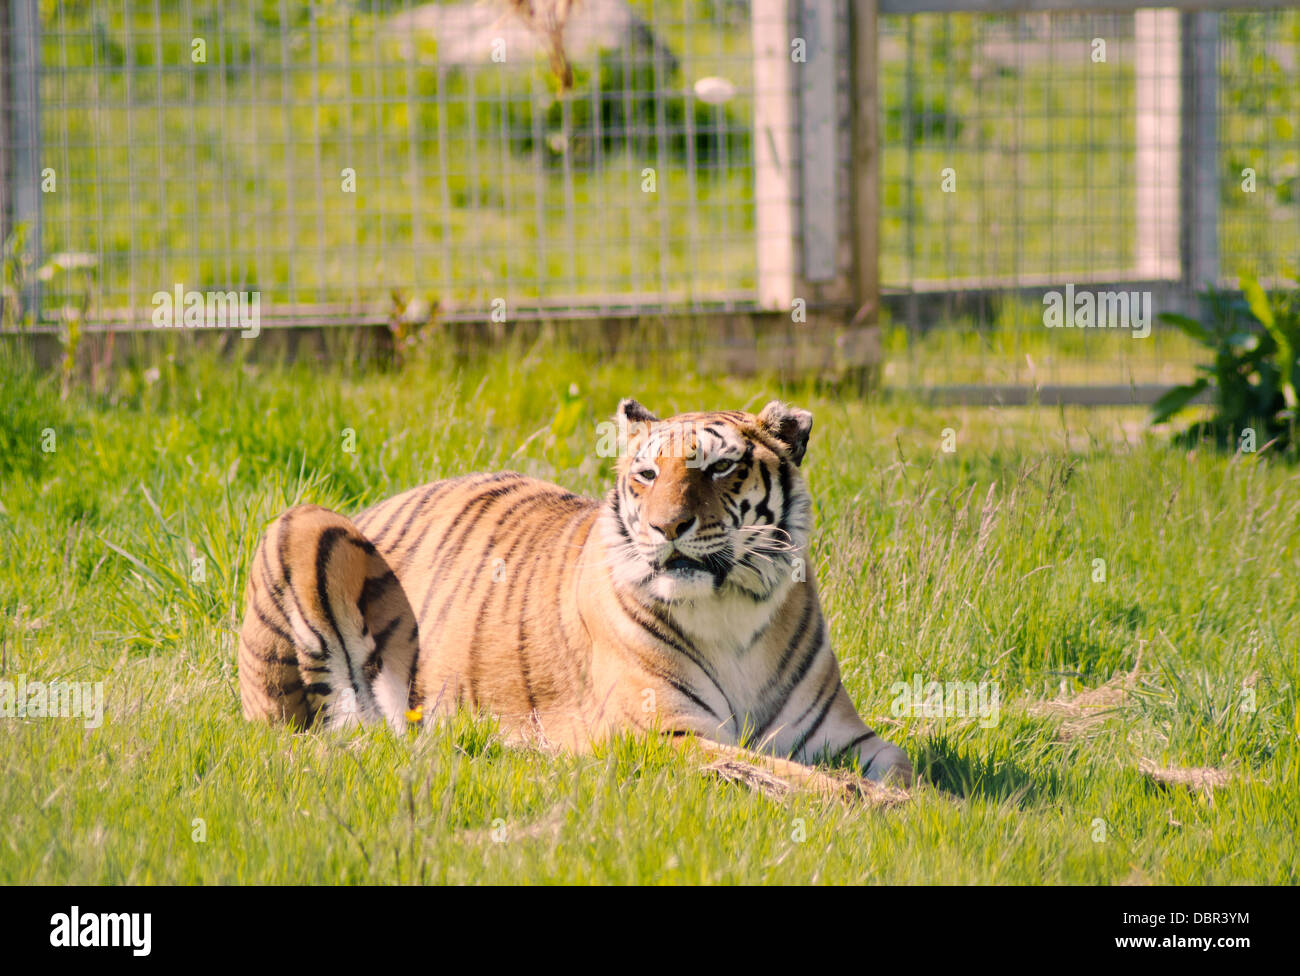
(651, 515), (696, 541)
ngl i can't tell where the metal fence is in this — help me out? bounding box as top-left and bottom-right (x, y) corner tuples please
(876, 2), (1300, 388)
(3, 0), (1299, 383)
(4, 0), (774, 329)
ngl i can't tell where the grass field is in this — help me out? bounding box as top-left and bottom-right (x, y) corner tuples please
(1, 332), (1297, 884)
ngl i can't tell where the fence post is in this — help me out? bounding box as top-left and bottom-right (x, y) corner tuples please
(1134, 9), (1180, 282)
(850, 0), (880, 322)
(752, 0), (878, 377)
(798, 0), (837, 283)
(1181, 10), (1220, 293)
(2, 0), (42, 324)
(752, 0), (797, 310)
(751, 0), (845, 301)
(0, 1), (6, 261)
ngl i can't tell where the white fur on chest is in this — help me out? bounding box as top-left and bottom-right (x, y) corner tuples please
(665, 580), (794, 720)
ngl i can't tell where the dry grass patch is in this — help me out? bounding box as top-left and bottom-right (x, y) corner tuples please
(1137, 759), (1235, 796)
(699, 758), (910, 808)
(1028, 651), (1149, 742)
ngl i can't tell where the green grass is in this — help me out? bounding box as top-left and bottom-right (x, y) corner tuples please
(879, 296), (1207, 387)
(1, 334), (1297, 884)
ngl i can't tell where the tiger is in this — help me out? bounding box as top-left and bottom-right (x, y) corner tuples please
(236, 398), (913, 788)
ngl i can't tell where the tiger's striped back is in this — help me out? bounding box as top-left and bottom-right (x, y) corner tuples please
(354, 473), (602, 734)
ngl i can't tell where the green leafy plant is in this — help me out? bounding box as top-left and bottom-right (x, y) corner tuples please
(385, 288), (441, 368)
(2, 224), (35, 331)
(1152, 275), (1299, 453)
(37, 251), (99, 400)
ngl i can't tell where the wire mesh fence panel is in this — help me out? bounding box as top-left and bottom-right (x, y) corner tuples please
(11, 0), (768, 329)
(1219, 9), (1300, 281)
(876, 6), (1300, 389)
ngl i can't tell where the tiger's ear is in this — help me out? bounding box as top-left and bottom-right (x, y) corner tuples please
(617, 398), (659, 424)
(757, 401), (813, 466)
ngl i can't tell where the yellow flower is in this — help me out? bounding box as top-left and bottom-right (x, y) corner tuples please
(404, 705), (424, 724)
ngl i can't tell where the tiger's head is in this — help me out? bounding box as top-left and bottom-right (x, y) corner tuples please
(603, 398), (814, 604)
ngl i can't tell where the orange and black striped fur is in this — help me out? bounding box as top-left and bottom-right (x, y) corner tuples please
(237, 399), (913, 785)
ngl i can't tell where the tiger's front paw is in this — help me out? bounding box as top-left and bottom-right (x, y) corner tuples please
(859, 738), (914, 787)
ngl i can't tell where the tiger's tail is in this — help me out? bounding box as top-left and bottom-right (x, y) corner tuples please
(236, 504), (418, 730)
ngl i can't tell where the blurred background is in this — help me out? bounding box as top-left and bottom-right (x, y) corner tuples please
(2, 0), (1299, 394)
